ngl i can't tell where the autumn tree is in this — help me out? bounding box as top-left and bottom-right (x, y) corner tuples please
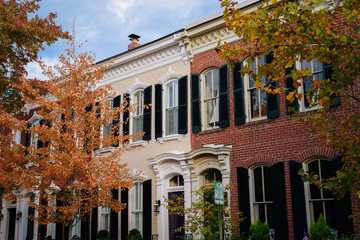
(0, 0), (69, 114)
(218, 0), (360, 199)
(0, 37), (135, 238)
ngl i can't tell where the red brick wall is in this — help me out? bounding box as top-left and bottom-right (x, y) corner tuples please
(190, 46), (360, 238)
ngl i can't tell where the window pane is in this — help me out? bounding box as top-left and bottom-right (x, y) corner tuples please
(166, 108), (178, 135)
(260, 90), (267, 117)
(325, 200), (335, 228)
(308, 161), (321, 199)
(167, 82), (174, 108)
(302, 60), (311, 71)
(103, 125), (111, 136)
(254, 167), (263, 202)
(312, 59), (322, 73)
(205, 72), (212, 99)
(311, 200), (324, 223)
(205, 99), (218, 128)
(263, 167), (272, 202)
(169, 176), (178, 187)
(321, 160), (332, 198)
(132, 117), (143, 142)
(257, 203), (266, 223)
(178, 175), (184, 186)
(213, 72), (219, 98)
(250, 89), (260, 119)
(266, 203), (274, 228)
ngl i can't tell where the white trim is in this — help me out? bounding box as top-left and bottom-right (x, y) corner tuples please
(158, 67), (183, 85)
(157, 134), (182, 144)
(126, 78), (150, 94)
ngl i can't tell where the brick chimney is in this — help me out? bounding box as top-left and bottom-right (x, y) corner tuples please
(128, 34), (141, 50)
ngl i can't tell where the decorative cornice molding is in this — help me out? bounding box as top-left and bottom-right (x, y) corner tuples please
(188, 27), (239, 56)
(98, 33), (192, 87)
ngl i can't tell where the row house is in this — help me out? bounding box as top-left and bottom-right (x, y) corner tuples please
(1, 0), (359, 239)
(183, 0), (360, 239)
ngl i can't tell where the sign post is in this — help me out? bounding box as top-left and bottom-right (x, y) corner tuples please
(214, 182), (224, 240)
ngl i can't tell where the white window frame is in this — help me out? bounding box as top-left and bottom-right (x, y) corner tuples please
(303, 158), (335, 230)
(201, 68), (220, 130)
(249, 164), (273, 225)
(168, 175), (184, 188)
(296, 59), (324, 112)
(130, 181), (143, 234)
(130, 90), (144, 143)
(100, 207), (111, 233)
(244, 56), (268, 122)
(163, 79), (179, 136)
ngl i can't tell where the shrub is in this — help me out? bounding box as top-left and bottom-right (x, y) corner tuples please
(249, 219), (270, 240)
(127, 228), (142, 240)
(309, 214), (331, 240)
(97, 229), (111, 240)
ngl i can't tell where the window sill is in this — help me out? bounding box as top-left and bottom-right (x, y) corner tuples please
(197, 127), (223, 136)
(157, 134), (182, 144)
(97, 147), (115, 154)
(129, 140), (147, 147)
(244, 118), (272, 127)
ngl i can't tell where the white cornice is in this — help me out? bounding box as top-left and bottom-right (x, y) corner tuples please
(98, 34), (191, 87)
(158, 67), (183, 84)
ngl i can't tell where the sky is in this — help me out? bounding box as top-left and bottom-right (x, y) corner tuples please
(27, 0), (227, 79)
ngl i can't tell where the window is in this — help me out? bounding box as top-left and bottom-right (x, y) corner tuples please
(131, 182), (143, 233)
(204, 169), (222, 185)
(131, 90), (144, 142)
(203, 69), (219, 129)
(30, 119), (40, 147)
(169, 175), (184, 187)
(246, 57), (267, 120)
(165, 80), (178, 135)
(100, 207), (111, 232)
(103, 99), (113, 137)
(251, 165), (273, 226)
(300, 59), (324, 110)
(305, 159), (335, 227)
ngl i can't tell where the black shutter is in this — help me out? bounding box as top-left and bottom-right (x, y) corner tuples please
(237, 167), (250, 234)
(123, 94), (130, 140)
(81, 213), (90, 240)
(143, 86), (152, 141)
(26, 206), (35, 240)
(219, 64), (230, 128)
(56, 198), (64, 240)
(331, 156), (353, 235)
(25, 122), (31, 150)
(37, 119), (45, 149)
(324, 64), (340, 107)
(285, 65), (299, 115)
(233, 62), (246, 125)
(91, 208), (98, 240)
(110, 189), (119, 239)
(289, 161), (307, 240)
(39, 196), (47, 240)
(271, 162), (289, 240)
(266, 54), (280, 119)
(143, 180), (152, 240)
(178, 76), (188, 134)
(112, 95), (121, 147)
(155, 84), (162, 139)
(191, 74), (201, 133)
(121, 189), (129, 240)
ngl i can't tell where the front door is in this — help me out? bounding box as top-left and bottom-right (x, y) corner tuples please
(8, 208), (16, 240)
(168, 191), (184, 240)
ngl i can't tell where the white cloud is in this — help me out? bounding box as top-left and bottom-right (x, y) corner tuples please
(26, 57), (60, 80)
(107, 0), (139, 24)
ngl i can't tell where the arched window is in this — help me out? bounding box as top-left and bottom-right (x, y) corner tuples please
(245, 57), (267, 120)
(204, 169), (222, 185)
(165, 80), (178, 135)
(305, 159), (335, 227)
(169, 175), (184, 187)
(202, 68), (219, 129)
(251, 165), (273, 226)
(132, 90), (144, 142)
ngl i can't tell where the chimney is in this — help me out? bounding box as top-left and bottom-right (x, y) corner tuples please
(128, 34), (141, 50)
